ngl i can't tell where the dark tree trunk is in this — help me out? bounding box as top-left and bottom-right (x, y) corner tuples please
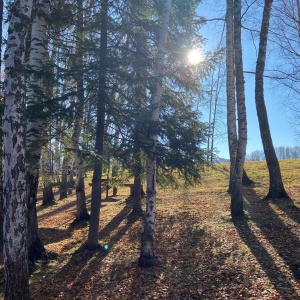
(132, 149), (143, 214)
(231, 172), (244, 217)
(226, 0), (237, 194)
(60, 157), (68, 199)
(230, 0), (247, 217)
(242, 169), (254, 186)
(87, 0), (108, 249)
(76, 176), (89, 221)
(42, 184), (55, 205)
(27, 172), (45, 261)
(255, 0), (289, 199)
(0, 0), (3, 247)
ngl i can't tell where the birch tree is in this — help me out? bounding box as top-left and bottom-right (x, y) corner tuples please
(70, 0), (89, 221)
(3, 0), (33, 298)
(139, 0), (172, 268)
(26, 0), (50, 260)
(255, 0), (289, 199)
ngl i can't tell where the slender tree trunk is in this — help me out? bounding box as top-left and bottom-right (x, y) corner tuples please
(132, 28), (147, 214)
(226, 0), (237, 193)
(71, 0), (89, 221)
(41, 147), (55, 205)
(255, 0), (289, 199)
(207, 70), (214, 162)
(234, 0), (247, 181)
(87, 0), (108, 249)
(133, 148), (143, 213)
(0, 0), (4, 247)
(230, 0), (246, 217)
(139, 0), (172, 267)
(112, 124), (119, 196)
(26, 0), (50, 260)
(60, 154), (68, 199)
(3, 0), (33, 298)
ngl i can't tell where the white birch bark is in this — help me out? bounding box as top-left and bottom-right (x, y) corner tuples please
(26, 0), (50, 260)
(71, 0), (89, 222)
(139, 0), (172, 267)
(3, 0), (33, 298)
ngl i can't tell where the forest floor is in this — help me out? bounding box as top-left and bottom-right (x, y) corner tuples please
(2, 160), (300, 299)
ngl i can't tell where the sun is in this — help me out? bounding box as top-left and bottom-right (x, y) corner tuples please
(187, 49), (204, 65)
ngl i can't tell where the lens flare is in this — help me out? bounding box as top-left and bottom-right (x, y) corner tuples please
(187, 49), (204, 65)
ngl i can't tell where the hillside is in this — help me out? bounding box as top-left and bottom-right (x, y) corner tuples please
(2, 160), (300, 299)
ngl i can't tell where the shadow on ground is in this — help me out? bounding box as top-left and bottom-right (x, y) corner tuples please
(234, 185), (300, 298)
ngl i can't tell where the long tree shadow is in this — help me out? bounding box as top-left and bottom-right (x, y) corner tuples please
(272, 197), (300, 225)
(39, 227), (72, 246)
(30, 198), (142, 299)
(233, 218), (297, 298)
(98, 197), (134, 240)
(235, 185), (300, 297)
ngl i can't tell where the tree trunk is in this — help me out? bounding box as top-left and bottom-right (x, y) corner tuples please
(3, 0), (33, 298)
(139, 0), (172, 268)
(41, 147), (55, 205)
(234, 0), (247, 181)
(132, 149), (143, 214)
(226, 0), (238, 193)
(112, 124), (119, 196)
(26, 0), (50, 261)
(132, 26), (147, 215)
(0, 0), (4, 247)
(231, 172), (243, 217)
(60, 154), (69, 199)
(242, 169), (254, 186)
(230, 0), (246, 217)
(255, 0), (289, 199)
(71, 0), (89, 221)
(87, 0), (108, 249)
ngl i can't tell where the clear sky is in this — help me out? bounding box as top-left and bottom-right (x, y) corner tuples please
(197, 1), (298, 159)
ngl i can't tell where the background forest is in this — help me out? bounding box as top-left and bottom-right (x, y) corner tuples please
(1, 0), (300, 299)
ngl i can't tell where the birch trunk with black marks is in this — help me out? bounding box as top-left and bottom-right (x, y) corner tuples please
(3, 0), (33, 298)
(139, 0), (172, 267)
(71, 0), (90, 221)
(255, 0), (289, 199)
(26, 0), (50, 261)
(87, 0), (108, 249)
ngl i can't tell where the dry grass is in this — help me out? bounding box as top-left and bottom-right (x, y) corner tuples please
(2, 160), (300, 299)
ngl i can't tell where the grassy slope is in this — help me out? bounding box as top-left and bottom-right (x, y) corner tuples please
(2, 160), (300, 299)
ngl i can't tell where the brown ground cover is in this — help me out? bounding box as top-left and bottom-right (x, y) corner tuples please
(2, 160), (300, 299)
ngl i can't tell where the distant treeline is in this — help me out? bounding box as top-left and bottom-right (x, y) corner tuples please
(246, 146), (300, 161)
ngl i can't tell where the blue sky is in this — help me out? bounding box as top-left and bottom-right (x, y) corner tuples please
(197, 1), (298, 159)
